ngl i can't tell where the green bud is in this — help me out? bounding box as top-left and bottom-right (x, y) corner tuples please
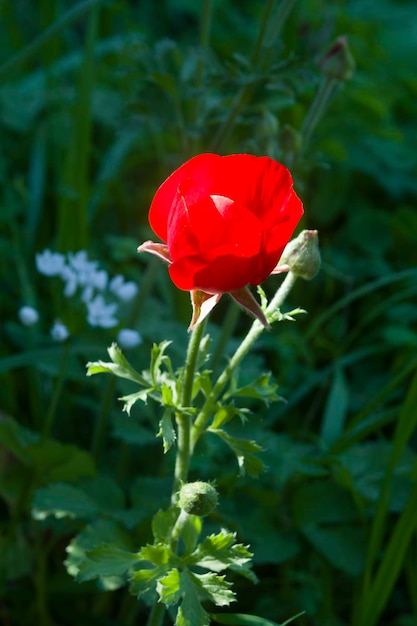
(279, 230), (321, 280)
(319, 36), (355, 82)
(178, 481), (218, 517)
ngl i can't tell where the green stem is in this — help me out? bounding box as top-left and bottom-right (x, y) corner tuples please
(209, 0), (295, 153)
(42, 340), (71, 438)
(190, 272), (298, 450)
(200, 0), (213, 49)
(146, 601), (166, 626)
(172, 321), (207, 499)
(209, 301), (240, 374)
(301, 75), (338, 148)
(250, 0), (276, 67)
(91, 376), (117, 462)
(252, 0), (297, 69)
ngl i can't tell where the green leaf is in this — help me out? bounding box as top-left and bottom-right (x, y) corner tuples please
(152, 508), (179, 544)
(65, 519), (134, 583)
(138, 544), (171, 566)
(120, 389), (154, 415)
(187, 530), (254, 580)
(193, 370), (213, 399)
(0, 416), (95, 488)
(176, 570), (210, 626)
(225, 373), (282, 406)
(189, 570), (235, 607)
(130, 564), (170, 598)
(209, 429), (265, 477)
(181, 514), (202, 554)
(320, 367), (349, 444)
(211, 405), (241, 430)
(150, 341), (172, 386)
(158, 409), (177, 453)
(210, 611), (305, 625)
(32, 483), (98, 520)
(75, 544), (140, 582)
(157, 567), (182, 605)
(86, 342), (150, 386)
(32, 476), (145, 529)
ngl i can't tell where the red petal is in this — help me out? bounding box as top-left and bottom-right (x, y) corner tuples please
(167, 193), (263, 262)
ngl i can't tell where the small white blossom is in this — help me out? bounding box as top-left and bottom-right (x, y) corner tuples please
(110, 275), (138, 301)
(36, 249), (66, 276)
(109, 275), (124, 293)
(18, 306), (39, 326)
(90, 269), (108, 291)
(61, 266), (78, 297)
(51, 321), (70, 342)
(117, 328), (142, 349)
(87, 295), (119, 328)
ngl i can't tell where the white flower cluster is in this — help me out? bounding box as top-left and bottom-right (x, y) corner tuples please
(17, 249), (143, 348)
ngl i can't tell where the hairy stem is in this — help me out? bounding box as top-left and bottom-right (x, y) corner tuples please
(172, 320), (207, 498)
(190, 272), (298, 450)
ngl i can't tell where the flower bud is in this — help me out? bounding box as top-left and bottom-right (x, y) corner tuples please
(319, 36), (355, 82)
(279, 230), (321, 280)
(178, 481), (218, 517)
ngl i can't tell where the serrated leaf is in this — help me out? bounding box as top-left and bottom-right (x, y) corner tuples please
(150, 341), (172, 386)
(65, 519), (134, 582)
(158, 409), (176, 453)
(176, 571), (210, 626)
(267, 307), (306, 324)
(130, 564), (169, 598)
(157, 567), (182, 605)
(75, 544), (140, 582)
(209, 429), (265, 477)
(211, 405), (239, 429)
(187, 530), (254, 579)
(86, 342), (149, 386)
(120, 389), (154, 415)
(226, 373), (282, 406)
(138, 544), (171, 566)
(189, 570), (235, 607)
(193, 370), (213, 399)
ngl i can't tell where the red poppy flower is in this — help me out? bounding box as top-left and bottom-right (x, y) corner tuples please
(139, 153), (303, 328)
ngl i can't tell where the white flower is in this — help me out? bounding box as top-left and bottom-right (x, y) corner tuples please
(36, 249), (66, 276)
(61, 266), (78, 297)
(51, 321), (70, 342)
(117, 328), (142, 349)
(86, 295), (119, 328)
(90, 269), (108, 291)
(18, 306), (39, 326)
(109, 275), (138, 301)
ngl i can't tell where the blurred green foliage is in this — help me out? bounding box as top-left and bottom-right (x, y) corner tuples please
(1, 0), (417, 624)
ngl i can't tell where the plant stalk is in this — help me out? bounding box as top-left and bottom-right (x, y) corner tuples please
(190, 272), (298, 449)
(172, 320), (207, 498)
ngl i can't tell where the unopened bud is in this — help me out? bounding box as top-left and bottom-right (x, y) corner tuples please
(319, 36), (355, 82)
(279, 230), (321, 280)
(178, 481), (218, 517)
